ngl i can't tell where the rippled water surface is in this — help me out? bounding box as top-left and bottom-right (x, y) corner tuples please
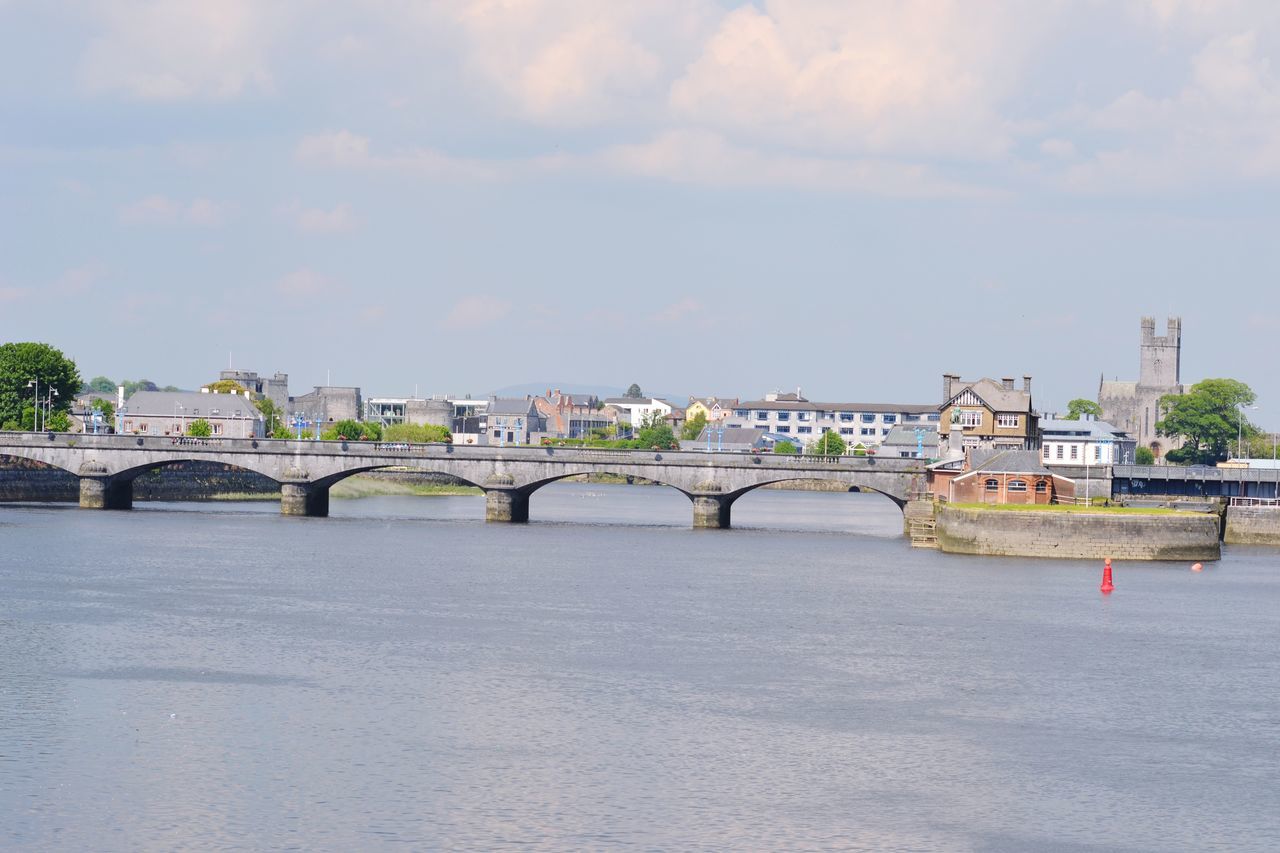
(2, 484), (1278, 851)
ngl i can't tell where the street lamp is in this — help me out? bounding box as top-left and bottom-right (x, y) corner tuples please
(43, 388), (58, 429)
(26, 379), (39, 431)
(1238, 404), (1260, 459)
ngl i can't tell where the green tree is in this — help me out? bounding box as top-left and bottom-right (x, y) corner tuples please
(0, 342), (82, 430)
(1065, 399), (1103, 420)
(384, 423), (452, 443)
(809, 429), (847, 456)
(86, 376), (116, 394)
(773, 440), (798, 455)
(90, 398), (116, 431)
(203, 379), (248, 394)
(624, 383), (644, 398)
(322, 419), (381, 441)
(680, 410), (707, 441)
(186, 418), (212, 437)
(253, 396), (291, 438)
(122, 379), (159, 396)
(1135, 446), (1155, 465)
(636, 421), (677, 449)
(1156, 378), (1257, 465)
(45, 410), (71, 432)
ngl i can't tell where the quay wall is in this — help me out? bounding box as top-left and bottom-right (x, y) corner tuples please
(0, 460), (278, 502)
(1224, 506), (1280, 545)
(936, 506), (1221, 561)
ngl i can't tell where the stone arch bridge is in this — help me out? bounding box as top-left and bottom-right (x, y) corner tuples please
(0, 432), (928, 528)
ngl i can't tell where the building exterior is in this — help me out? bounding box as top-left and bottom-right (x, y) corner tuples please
(930, 448), (1074, 505)
(880, 424), (940, 459)
(679, 426), (788, 452)
(365, 397), (453, 430)
(290, 386), (362, 428)
(685, 397), (739, 424)
(219, 369), (289, 412)
(724, 391), (938, 449)
(1039, 417), (1137, 467)
(1098, 316), (1186, 460)
(534, 391), (616, 439)
(603, 397), (674, 432)
(121, 390), (265, 438)
(487, 398), (546, 446)
(938, 375), (1037, 451)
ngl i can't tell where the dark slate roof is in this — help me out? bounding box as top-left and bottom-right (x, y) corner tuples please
(123, 390), (258, 417)
(487, 398), (538, 415)
(1039, 418), (1123, 438)
(944, 378), (1033, 413)
(880, 424), (939, 447)
(962, 449), (1055, 476)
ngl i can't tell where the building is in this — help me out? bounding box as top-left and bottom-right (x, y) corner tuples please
(931, 448), (1074, 505)
(938, 375), (1037, 451)
(603, 397), (674, 432)
(880, 424), (939, 459)
(365, 396), (453, 430)
(487, 397), (546, 446)
(1039, 417), (1137, 467)
(1098, 316), (1186, 460)
(724, 391), (938, 449)
(534, 390), (616, 439)
(685, 397), (739, 423)
(290, 386), (362, 428)
(120, 389), (265, 438)
(679, 426), (787, 453)
(219, 369), (289, 412)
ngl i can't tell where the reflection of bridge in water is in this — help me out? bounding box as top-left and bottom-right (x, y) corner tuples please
(0, 432), (928, 528)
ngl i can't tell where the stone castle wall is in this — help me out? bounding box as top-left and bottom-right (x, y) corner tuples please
(936, 505), (1220, 561)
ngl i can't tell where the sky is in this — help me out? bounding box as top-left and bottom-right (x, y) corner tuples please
(1, 1), (1279, 424)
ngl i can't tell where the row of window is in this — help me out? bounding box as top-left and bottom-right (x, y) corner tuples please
(1043, 443), (1104, 461)
(748, 411), (936, 423)
(985, 479), (1047, 493)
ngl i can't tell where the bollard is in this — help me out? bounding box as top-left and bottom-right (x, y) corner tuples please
(1100, 557), (1114, 594)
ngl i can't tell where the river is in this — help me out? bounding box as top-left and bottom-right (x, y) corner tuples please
(2, 484), (1278, 851)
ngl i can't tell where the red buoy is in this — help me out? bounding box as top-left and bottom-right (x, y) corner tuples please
(1191, 563), (1204, 572)
(1100, 557), (1115, 594)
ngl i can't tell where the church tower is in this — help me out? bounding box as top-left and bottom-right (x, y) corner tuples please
(1138, 316), (1181, 389)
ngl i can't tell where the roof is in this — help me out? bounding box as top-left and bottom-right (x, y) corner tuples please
(943, 378), (1033, 413)
(602, 397), (671, 408)
(880, 424), (939, 447)
(736, 399), (937, 413)
(123, 390), (259, 418)
(685, 426), (769, 449)
(956, 449), (1066, 480)
(487, 397), (538, 416)
(1099, 380), (1138, 397)
(1039, 418), (1125, 439)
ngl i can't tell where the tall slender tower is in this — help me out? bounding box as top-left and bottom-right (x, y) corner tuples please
(1138, 316), (1181, 389)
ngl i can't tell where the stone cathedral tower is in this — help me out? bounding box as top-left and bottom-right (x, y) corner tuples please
(1099, 317), (1186, 459)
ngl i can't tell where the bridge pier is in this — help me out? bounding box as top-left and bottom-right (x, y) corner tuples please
(691, 495), (733, 528)
(485, 489), (529, 523)
(281, 481), (330, 517)
(79, 476), (133, 510)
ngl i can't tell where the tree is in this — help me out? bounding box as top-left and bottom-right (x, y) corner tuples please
(680, 411), (707, 441)
(384, 423), (452, 443)
(86, 376), (116, 394)
(122, 379), (159, 396)
(45, 410), (71, 432)
(322, 419), (381, 441)
(624, 383), (644, 399)
(0, 342), (82, 430)
(186, 418), (212, 437)
(636, 420), (677, 449)
(203, 379), (248, 394)
(1065, 399), (1103, 420)
(1135, 446), (1155, 465)
(90, 398), (116, 431)
(1156, 378), (1257, 465)
(809, 430), (847, 456)
(773, 440), (798, 455)
(254, 396), (291, 438)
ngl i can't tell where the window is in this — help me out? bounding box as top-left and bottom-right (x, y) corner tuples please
(1056, 445), (1064, 459)
(861, 428), (875, 436)
(734, 410), (749, 418)
(192, 408), (200, 415)
(1035, 481), (1047, 493)
(996, 414), (1020, 428)
(883, 414), (897, 424)
(1043, 445), (1050, 458)
(210, 408), (221, 416)
(861, 413), (876, 423)
(1007, 480), (1027, 492)
(1094, 445), (1102, 462)
(797, 412), (810, 421)
(840, 413), (854, 422)
(797, 426), (812, 434)
(1070, 445), (1078, 460)
(985, 479), (999, 491)
(212, 423), (223, 435)
(927, 414), (941, 422)
(957, 410), (982, 427)
(755, 411), (769, 421)
(882, 428), (892, 436)
(776, 412), (790, 422)
(776, 425), (790, 433)
(840, 428), (854, 436)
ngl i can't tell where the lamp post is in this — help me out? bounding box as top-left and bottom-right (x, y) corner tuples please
(44, 388), (58, 429)
(26, 379), (39, 431)
(1238, 403), (1260, 459)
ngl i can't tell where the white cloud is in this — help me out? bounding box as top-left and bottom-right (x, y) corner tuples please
(442, 296), (513, 330)
(79, 0), (277, 100)
(119, 195), (230, 226)
(295, 130), (498, 180)
(285, 203), (359, 234)
(652, 297), (702, 325)
(274, 268), (333, 297)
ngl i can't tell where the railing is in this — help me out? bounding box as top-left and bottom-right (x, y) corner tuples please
(1229, 497), (1280, 507)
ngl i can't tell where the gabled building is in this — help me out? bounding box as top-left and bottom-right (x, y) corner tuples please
(880, 424), (940, 459)
(938, 375), (1037, 451)
(121, 390), (265, 438)
(487, 397), (546, 446)
(534, 390), (616, 439)
(931, 448), (1074, 505)
(603, 397), (673, 431)
(1039, 416), (1137, 467)
(724, 390), (937, 449)
(686, 397), (739, 424)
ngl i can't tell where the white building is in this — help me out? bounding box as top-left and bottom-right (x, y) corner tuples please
(723, 392), (938, 450)
(602, 397), (674, 431)
(1039, 417), (1137, 467)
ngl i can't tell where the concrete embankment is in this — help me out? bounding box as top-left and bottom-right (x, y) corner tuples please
(936, 505), (1221, 561)
(1224, 505), (1280, 545)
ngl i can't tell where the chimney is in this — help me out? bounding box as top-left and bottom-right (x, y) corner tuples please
(1002, 377), (1015, 391)
(1023, 375), (1032, 393)
(942, 373), (957, 401)
(117, 385), (125, 409)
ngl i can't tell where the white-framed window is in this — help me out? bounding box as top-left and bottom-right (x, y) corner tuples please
(1094, 445), (1102, 462)
(212, 423), (223, 435)
(1008, 480), (1027, 492)
(957, 410), (982, 427)
(985, 479), (999, 491)
(1043, 445), (1050, 458)
(1070, 445), (1078, 460)
(1056, 445), (1064, 459)
(996, 414), (1020, 428)
(1035, 481), (1047, 493)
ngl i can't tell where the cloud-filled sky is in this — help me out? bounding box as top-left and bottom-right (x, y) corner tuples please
(2, 1), (1279, 422)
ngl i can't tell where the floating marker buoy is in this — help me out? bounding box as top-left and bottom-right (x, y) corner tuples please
(1191, 563), (1203, 572)
(1100, 557), (1114, 594)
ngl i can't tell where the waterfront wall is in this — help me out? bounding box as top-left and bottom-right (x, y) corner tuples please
(936, 506), (1220, 561)
(0, 460), (278, 502)
(1224, 506), (1280, 545)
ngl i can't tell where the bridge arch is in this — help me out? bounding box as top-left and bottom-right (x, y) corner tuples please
(727, 476), (908, 510)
